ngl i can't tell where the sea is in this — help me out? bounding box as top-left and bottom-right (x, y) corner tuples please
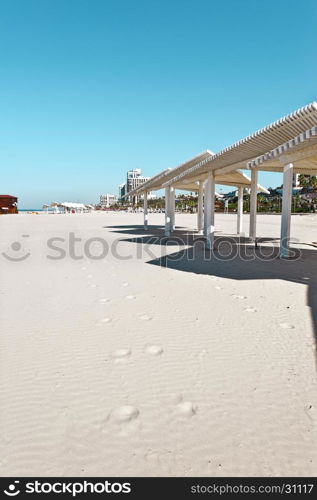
(19, 209), (44, 212)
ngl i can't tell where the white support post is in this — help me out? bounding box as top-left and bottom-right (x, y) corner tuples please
(170, 187), (175, 230)
(279, 163), (294, 258)
(249, 169), (258, 240)
(237, 186), (244, 235)
(197, 181), (204, 233)
(144, 191), (148, 231)
(165, 187), (171, 236)
(203, 180), (208, 237)
(205, 171), (215, 250)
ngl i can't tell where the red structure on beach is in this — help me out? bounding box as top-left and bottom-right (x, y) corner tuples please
(0, 195), (18, 214)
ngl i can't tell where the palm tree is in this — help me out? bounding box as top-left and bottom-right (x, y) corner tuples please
(298, 174), (317, 189)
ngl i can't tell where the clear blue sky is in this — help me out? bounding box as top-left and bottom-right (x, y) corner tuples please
(0, 0), (316, 208)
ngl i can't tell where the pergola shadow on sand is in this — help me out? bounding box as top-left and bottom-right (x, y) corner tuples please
(125, 102), (317, 258)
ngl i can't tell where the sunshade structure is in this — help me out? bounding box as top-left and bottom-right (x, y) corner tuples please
(49, 202), (94, 213)
(126, 102), (317, 256)
(125, 151), (268, 236)
(248, 124), (317, 257)
(125, 151), (268, 194)
(163, 102), (317, 182)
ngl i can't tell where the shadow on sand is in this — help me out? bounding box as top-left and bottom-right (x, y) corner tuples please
(107, 224), (317, 354)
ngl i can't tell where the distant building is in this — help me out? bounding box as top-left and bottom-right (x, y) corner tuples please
(119, 169), (155, 201)
(100, 194), (117, 208)
(126, 168), (150, 194)
(0, 195), (18, 214)
(118, 183), (126, 200)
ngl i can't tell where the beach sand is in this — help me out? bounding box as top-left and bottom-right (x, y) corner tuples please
(0, 211), (316, 476)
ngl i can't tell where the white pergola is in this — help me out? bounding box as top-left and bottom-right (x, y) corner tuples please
(125, 102), (317, 256)
(125, 150), (268, 238)
(248, 125), (317, 257)
(161, 102), (317, 251)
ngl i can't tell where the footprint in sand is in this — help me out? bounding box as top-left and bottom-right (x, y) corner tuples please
(100, 317), (112, 324)
(245, 307), (257, 313)
(198, 349), (208, 359)
(176, 401), (197, 417)
(214, 286), (222, 290)
(139, 314), (152, 321)
(145, 345), (163, 356)
(125, 295), (136, 300)
(122, 282), (129, 287)
(110, 405), (139, 423)
(99, 298), (111, 303)
(279, 322), (295, 330)
(87, 274), (93, 279)
(231, 294), (247, 300)
(111, 349), (131, 360)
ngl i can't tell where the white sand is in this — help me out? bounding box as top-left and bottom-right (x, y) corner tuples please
(0, 211), (316, 476)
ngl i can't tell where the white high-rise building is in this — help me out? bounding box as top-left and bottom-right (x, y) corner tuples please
(126, 168), (150, 194)
(100, 194), (117, 208)
(119, 168), (155, 201)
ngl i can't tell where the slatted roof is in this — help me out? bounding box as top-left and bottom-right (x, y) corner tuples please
(248, 125), (317, 173)
(123, 151), (214, 197)
(163, 102), (317, 186)
(124, 151), (269, 196)
(124, 102), (317, 198)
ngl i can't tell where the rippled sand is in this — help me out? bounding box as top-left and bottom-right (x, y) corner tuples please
(0, 211), (316, 476)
